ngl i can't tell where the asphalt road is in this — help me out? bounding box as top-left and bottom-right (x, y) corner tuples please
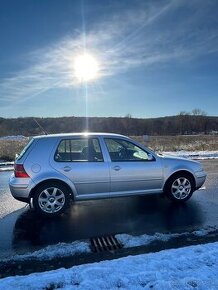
(0, 160), (217, 259)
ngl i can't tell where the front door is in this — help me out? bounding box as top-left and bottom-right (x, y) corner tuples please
(104, 138), (163, 195)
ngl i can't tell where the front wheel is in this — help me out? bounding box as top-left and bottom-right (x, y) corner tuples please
(33, 182), (70, 217)
(164, 174), (195, 203)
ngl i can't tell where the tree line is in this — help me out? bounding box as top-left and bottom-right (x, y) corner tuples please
(0, 110), (217, 137)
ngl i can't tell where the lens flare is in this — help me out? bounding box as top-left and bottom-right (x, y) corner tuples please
(73, 53), (99, 82)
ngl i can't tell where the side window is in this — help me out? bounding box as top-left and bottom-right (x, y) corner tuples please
(54, 138), (104, 162)
(105, 138), (150, 162)
(16, 138), (34, 161)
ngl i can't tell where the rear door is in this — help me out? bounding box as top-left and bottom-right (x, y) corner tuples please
(51, 137), (110, 196)
(104, 138), (163, 195)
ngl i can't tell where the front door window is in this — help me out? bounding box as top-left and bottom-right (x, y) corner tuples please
(105, 138), (150, 162)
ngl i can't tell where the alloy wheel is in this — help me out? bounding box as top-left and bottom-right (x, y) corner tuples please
(38, 187), (66, 213)
(171, 177), (192, 200)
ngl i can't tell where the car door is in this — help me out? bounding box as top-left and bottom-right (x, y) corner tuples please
(51, 137), (110, 196)
(104, 138), (163, 195)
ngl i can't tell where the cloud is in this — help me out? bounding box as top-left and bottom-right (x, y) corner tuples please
(0, 0), (218, 107)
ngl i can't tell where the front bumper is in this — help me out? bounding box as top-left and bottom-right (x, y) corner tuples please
(195, 170), (207, 190)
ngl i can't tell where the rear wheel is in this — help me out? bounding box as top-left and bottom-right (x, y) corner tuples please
(164, 174), (195, 203)
(33, 182), (70, 217)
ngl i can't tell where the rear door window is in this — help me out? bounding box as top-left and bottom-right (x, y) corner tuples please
(54, 138), (104, 162)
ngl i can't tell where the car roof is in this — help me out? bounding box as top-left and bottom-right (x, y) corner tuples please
(33, 132), (127, 139)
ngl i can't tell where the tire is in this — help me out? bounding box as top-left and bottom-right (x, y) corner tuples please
(33, 182), (70, 217)
(164, 173), (195, 203)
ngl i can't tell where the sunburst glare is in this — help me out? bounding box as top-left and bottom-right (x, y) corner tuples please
(73, 53), (99, 82)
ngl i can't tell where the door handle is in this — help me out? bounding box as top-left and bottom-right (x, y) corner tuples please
(113, 165), (121, 171)
(62, 166), (71, 172)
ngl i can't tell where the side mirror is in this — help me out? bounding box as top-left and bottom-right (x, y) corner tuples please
(147, 153), (154, 161)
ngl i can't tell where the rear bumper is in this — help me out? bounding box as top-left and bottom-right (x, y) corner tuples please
(9, 174), (35, 203)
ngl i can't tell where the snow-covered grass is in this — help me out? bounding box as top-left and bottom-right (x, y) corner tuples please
(0, 161), (14, 165)
(163, 150), (218, 160)
(0, 163), (14, 172)
(1, 242), (218, 289)
(2, 240), (91, 263)
(117, 232), (180, 248)
(0, 166), (13, 171)
(0, 161), (14, 171)
(116, 226), (218, 248)
(2, 227), (217, 264)
(0, 136), (28, 141)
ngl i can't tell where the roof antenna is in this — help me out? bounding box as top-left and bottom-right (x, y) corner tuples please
(33, 118), (48, 135)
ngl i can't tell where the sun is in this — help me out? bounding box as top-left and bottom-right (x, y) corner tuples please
(73, 53), (99, 82)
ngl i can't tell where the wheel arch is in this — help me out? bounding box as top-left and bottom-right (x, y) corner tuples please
(29, 179), (75, 200)
(163, 170), (196, 191)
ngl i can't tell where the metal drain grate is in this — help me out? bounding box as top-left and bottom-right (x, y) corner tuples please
(90, 235), (123, 253)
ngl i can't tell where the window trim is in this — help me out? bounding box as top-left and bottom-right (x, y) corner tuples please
(54, 137), (104, 163)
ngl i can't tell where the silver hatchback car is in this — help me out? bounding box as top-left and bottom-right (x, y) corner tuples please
(9, 133), (206, 216)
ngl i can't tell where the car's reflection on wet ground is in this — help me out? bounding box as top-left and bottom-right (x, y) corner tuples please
(10, 195), (203, 253)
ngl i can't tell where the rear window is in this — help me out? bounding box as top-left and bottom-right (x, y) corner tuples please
(16, 138), (34, 161)
(54, 138), (104, 162)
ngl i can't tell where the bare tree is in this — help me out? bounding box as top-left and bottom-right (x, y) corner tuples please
(192, 108), (207, 116)
(177, 111), (190, 134)
(191, 109), (208, 134)
(124, 114), (132, 136)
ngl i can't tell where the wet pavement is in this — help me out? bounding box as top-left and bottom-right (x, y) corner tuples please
(0, 160), (217, 259)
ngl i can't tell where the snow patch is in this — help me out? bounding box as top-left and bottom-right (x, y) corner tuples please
(116, 227), (218, 248)
(3, 227), (217, 263)
(0, 166), (14, 172)
(0, 161), (14, 172)
(2, 240), (90, 263)
(116, 232), (179, 248)
(163, 150), (218, 159)
(1, 242), (218, 289)
(0, 135), (28, 141)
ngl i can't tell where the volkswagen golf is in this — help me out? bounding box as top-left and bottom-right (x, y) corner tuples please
(9, 133), (206, 216)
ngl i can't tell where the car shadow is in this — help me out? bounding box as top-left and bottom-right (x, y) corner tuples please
(11, 195), (204, 253)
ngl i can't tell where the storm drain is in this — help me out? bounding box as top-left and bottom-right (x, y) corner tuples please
(90, 235), (123, 253)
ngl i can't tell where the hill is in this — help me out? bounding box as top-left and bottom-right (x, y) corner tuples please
(0, 115), (218, 137)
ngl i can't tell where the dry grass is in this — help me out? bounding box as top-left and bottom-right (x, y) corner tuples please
(0, 135), (218, 161)
(0, 139), (28, 161)
(132, 135), (218, 152)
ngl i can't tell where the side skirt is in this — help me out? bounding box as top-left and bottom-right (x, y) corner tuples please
(75, 189), (163, 201)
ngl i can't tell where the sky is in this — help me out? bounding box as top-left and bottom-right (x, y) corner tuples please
(0, 0), (218, 118)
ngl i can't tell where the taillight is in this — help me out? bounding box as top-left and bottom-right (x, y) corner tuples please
(14, 164), (30, 178)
